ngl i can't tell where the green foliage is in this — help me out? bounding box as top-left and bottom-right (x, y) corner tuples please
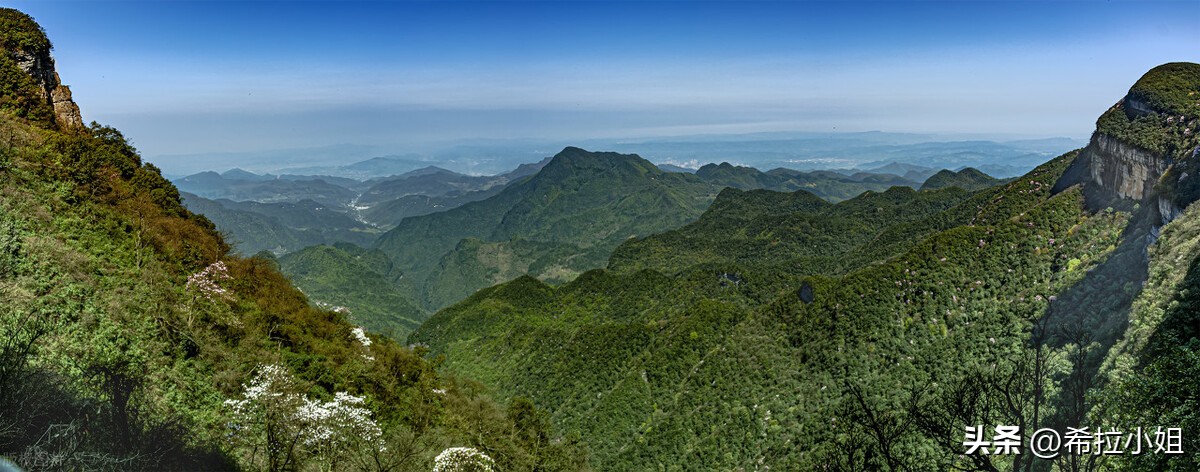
(412, 151), (1140, 469)
(1126, 62), (1200, 118)
(278, 243), (426, 338)
(0, 39), (586, 470)
(1095, 62), (1199, 158)
(0, 8), (50, 52)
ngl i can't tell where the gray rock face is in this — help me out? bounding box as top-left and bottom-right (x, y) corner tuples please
(1085, 133), (1167, 201)
(1123, 96), (1157, 118)
(10, 45), (82, 130)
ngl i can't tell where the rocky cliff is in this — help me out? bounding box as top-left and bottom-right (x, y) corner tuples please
(0, 8), (82, 130)
(1061, 62), (1200, 225)
(11, 44), (84, 129)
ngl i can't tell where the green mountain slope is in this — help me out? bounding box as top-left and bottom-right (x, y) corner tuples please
(413, 151), (1123, 469)
(277, 243), (425, 338)
(608, 185), (972, 280)
(373, 146), (727, 311)
(411, 63), (1200, 470)
(0, 9), (586, 471)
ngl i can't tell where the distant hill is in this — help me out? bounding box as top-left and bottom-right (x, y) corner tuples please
(694, 163), (923, 201)
(357, 166), (509, 206)
(656, 163), (697, 173)
(609, 184), (972, 278)
(277, 154), (433, 180)
(373, 146), (728, 311)
(919, 167), (1004, 191)
(174, 171), (359, 207)
(180, 192), (379, 255)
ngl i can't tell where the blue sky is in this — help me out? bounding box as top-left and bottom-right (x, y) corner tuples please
(5, 0), (1198, 167)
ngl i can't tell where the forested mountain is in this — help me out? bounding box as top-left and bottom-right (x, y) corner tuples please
(0, 9), (585, 471)
(373, 146), (729, 311)
(368, 148), (942, 313)
(412, 62), (1200, 470)
(919, 167), (1004, 191)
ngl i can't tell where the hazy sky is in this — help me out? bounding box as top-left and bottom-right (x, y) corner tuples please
(7, 0), (1198, 166)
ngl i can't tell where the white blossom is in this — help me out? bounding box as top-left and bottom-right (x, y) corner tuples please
(350, 327), (372, 347)
(187, 260), (233, 302)
(224, 363), (385, 466)
(433, 447), (496, 472)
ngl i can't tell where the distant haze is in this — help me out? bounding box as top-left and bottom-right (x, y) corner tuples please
(7, 0), (1196, 174)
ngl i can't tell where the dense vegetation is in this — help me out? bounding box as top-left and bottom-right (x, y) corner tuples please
(1096, 62), (1199, 158)
(413, 151), (1138, 469)
(277, 243), (425, 338)
(6, 10), (1197, 470)
(0, 9), (587, 470)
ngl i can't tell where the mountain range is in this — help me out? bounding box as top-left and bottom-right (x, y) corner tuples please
(409, 62), (1200, 470)
(4, 6), (1199, 470)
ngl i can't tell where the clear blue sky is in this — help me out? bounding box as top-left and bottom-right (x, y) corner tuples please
(5, 0), (1198, 164)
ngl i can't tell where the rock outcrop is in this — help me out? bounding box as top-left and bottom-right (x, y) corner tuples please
(10, 41), (82, 130)
(0, 8), (83, 131)
(1060, 63), (1200, 225)
(1084, 132), (1167, 201)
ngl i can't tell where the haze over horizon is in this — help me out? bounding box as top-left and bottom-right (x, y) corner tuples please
(6, 0), (1197, 174)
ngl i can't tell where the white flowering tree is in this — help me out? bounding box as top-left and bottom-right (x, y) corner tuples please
(225, 363), (383, 472)
(225, 364), (306, 471)
(350, 326), (375, 361)
(433, 447), (496, 472)
(298, 391), (383, 471)
(186, 261), (232, 302)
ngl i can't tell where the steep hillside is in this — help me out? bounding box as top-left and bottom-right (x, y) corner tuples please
(0, 9), (585, 471)
(412, 63), (1200, 470)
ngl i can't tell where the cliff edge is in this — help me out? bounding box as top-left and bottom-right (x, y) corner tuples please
(1057, 62), (1200, 225)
